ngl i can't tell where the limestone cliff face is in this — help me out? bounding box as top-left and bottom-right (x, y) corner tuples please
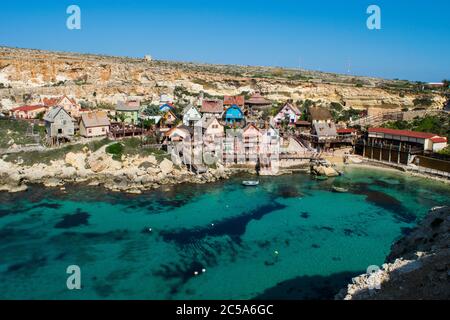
(0, 46), (446, 111)
(337, 206), (450, 300)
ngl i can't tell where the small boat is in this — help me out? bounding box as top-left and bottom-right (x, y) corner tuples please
(332, 186), (348, 193)
(242, 180), (259, 186)
(314, 175), (328, 181)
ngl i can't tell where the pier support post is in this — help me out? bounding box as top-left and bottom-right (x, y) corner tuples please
(370, 139), (374, 160)
(388, 144), (392, 163)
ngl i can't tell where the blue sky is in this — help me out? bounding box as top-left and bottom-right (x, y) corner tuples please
(1, 0), (449, 82)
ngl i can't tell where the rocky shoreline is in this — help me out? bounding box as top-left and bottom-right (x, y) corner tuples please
(344, 162), (450, 185)
(0, 146), (232, 194)
(336, 206), (450, 300)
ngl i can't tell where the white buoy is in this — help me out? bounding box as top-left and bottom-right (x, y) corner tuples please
(202, 268), (206, 273)
(274, 250), (279, 255)
(194, 271), (199, 275)
(211, 223), (214, 227)
(148, 228), (152, 232)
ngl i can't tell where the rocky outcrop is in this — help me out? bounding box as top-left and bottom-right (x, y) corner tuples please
(0, 46), (446, 112)
(337, 206), (450, 300)
(0, 149), (231, 193)
(159, 158), (174, 175)
(65, 152), (86, 171)
(311, 165), (339, 177)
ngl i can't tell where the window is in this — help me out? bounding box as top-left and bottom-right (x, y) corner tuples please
(102, 127), (105, 132)
(58, 128), (62, 134)
(88, 129), (92, 134)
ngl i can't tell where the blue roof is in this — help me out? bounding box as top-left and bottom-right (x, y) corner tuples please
(224, 105), (244, 120)
(159, 103), (174, 111)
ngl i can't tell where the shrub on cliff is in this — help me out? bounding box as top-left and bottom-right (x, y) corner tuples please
(106, 143), (124, 161)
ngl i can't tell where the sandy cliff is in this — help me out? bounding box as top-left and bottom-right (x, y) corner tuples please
(0, 47), (446, 112)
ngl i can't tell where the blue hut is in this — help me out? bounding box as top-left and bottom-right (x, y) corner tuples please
(224, 104), (244, 124)
(159, 103), (175, 113)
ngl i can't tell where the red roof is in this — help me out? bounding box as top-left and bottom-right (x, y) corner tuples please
(11, 105), (46, 112)
(337, 128), (356, 134)
(430, 137), (447, 143)
(369, 127), (439, 140)
(224, 95), (245, 106)
(42, 95), (76, 107)
(201, 99), (224, 113)
(245, 92), (271, 105)
(296, 120), (311, 126)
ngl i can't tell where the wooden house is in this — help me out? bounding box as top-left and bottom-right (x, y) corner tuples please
(79, 111), (111, 137)
(42, 95), (80, 117)
(243, 123), (263, 161)
(159, 103), (175, 113)
(43, 106), (75, 140)
(200, 99), (224, 118)
(224, 105), (244, 124)
(245, 92), (271, 110)
(160, 110), (178, 132)
(273, 103), (301, 126)
(182, 104), (201, 126)
(10, 105), (48, 119)
(116, 100), (141, 124)
(224, 95), (245, 107)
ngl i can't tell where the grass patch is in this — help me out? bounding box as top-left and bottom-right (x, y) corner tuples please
(106, 138), (170, 162)
(3, 136), (169, 166)
(0, 119), (45, 148)
(5, 144), (86, 166)
(4, 138), (112, 166)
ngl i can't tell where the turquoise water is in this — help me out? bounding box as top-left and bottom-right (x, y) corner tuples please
(0, 167), (449, 300)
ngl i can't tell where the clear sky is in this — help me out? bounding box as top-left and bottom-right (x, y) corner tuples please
(1, 0), (449, 82)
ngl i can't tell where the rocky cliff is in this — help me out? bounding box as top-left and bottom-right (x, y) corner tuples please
(0, 46), (446, 112)
(337, 206), (450, 300)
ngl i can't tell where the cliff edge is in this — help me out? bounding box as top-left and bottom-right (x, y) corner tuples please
(336, 206), (450, 300)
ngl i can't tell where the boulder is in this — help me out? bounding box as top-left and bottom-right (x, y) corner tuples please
(65, 152), (86, 171)
(88, 155), (121, 173)
(88, 156), (109, 173)
(313, 165), (339, 177)
(159, 159), (174, 174)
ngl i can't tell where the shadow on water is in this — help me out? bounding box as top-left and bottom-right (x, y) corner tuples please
(253, 270), (364, 300)
(349, 183), (416, 223)
(54, 208), (90, 229)
(159, 202), (287, 245)
(152, 238), (242, 295)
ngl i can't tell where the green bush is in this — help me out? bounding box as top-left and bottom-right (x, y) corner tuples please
(106, 143), (124, 161)
(413, 96), (434, 107)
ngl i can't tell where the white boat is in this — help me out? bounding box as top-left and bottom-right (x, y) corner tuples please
(332, 186), (348, 193)
(349, 157), (363, 164)
(242, 180), (259, 186)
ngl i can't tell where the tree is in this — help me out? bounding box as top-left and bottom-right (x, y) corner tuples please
(35, 111), (45, 120)
(143, 105), (162, 116)
(116, 112), (127, 136)
(442, 79), (450, 89)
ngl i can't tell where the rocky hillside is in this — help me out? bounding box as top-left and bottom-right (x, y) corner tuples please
(0, 46), (446, 113)
(337, 206), (450, 300)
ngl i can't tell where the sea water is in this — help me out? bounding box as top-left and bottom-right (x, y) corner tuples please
(0, 167), (449, 299)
